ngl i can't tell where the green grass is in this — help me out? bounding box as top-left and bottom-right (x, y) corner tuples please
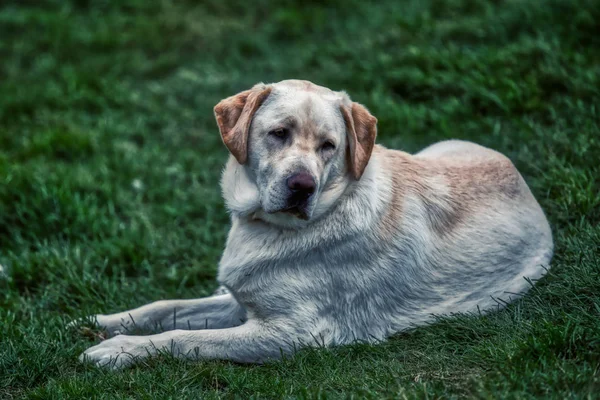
(1, 0), (599, 398)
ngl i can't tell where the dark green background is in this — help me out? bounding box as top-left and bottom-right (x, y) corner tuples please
(0, 0), (599, 398)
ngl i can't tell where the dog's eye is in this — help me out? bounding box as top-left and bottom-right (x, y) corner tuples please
(321, 141), (336, 152)
(269, 128), (288, 139)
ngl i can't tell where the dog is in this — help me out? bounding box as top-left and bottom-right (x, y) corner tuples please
(74, 79), (553, 368)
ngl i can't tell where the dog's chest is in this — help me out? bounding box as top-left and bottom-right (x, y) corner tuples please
(218, 227), (316, 294)
(218, 220), (367, 311)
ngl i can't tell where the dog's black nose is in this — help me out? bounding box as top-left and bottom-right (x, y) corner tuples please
(286, 172), (316, 196)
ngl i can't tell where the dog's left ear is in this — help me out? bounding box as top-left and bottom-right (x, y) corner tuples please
(341, 103), (378, 180)
(214, 86), (272, 164)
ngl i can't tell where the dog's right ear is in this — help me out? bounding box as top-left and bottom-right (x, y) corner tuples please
(214, 86), (272, 164)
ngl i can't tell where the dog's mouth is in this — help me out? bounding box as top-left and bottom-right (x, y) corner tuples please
(280, 192), (314, 220)
(262, 190), (315, 222)
(270, 197), (312, 220)
(280, 205), (310, 220)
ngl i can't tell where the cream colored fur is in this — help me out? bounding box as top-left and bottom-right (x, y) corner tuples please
(73, 80), (553, 369)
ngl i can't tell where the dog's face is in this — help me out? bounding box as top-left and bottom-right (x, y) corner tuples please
(246, 83), (350, 221)
(215, 80), (377, 228)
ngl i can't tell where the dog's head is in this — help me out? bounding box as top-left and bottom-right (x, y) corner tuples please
(215, 80), (377, 228)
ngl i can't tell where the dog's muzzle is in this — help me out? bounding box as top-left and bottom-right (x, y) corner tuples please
(282, 172), (316, 219)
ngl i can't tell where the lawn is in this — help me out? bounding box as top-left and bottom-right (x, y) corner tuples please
(0, 0), (599, 398)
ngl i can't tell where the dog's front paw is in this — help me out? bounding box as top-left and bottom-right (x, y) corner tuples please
(79, 334), (150, 369)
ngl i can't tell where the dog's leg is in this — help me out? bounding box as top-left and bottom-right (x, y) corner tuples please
(80, 320), (295, 368)
(71, 293), (246, 336)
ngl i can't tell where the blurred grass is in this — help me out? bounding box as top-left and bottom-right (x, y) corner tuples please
(0, 0), (599, 398)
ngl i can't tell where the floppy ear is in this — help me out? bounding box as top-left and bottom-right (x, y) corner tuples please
(341, 102), (378, 180)
(214, 86), (272, 164)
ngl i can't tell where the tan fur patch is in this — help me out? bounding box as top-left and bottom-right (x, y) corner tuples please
(377, 156), (408, 239)
(341, 104), (377, 180)
(296, 118), (320, 152)
(214, 87), (272, 164)
(376, 146), (524, 238)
